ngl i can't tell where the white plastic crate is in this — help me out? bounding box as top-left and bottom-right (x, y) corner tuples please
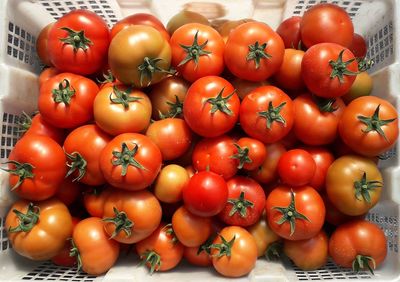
(0, 0), (399, 281)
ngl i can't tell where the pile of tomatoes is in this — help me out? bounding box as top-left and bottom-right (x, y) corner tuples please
(3, 2), (399, 278)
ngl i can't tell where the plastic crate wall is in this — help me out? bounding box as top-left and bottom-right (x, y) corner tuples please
(0, 0), (399, 281)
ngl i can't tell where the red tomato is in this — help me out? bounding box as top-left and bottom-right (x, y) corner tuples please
(322, 194), (365, 226)
(55, 178), (83, 206)
(51, 217), (80, 267)
(83, 187), (112, 217)
(183, 76), (240, 138)
(48, 10), (109, 75)
(184, 245), (212, 267)
(277, 149), (316, 186)
(274, 49), (305, 91)
(349, 33), (367, 58)
(39, 67), (61, 88)
(183, 171), (228, 217)
(232, 137), (267, 170)
(276, 16), (302, 49)
(36, 23), (54, 66)
(170, 23), (225, 82)
(230, 77), (270, 100)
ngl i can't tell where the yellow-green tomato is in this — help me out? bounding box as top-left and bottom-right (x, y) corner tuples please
(167, 10), (209, 35)
(154, 164), (190, 203)
(342, 71), (373, 104)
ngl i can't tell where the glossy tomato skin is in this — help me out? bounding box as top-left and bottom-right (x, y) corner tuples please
(338, 96), (398, 157)
(36, 23), (54, 66)
(183, 76), (239, 138)
(224, 22), (284, 82)
(276, 16), (302, 49)
(183, 246), (212, 267)
(39, 67), (61, 88)
(349, 33), (367, 58)
(240, 86), (294, 144)
(300, 3), (354, 48)
(154, 164), (190, 203)
(38, 73), (99, 128)
(277, 149), (316, 186)
(48, 10), (110, 75)
(183, 171), (228, 217)
(342, 71), (373, 104)
(230, 77), (270, 100)
(100, 133), (162, 191)
(51, 217), (80, 267)
(217, 19), (254, 43)
(167, 10), (210, 35)
(247, 214), (280, 257)
(274, 49), (305, 91)
(83, 188), (112, 217)
(72, 217), (120, 275)
(6, 198), (73, 260)
(22, 113), (66, 145)
(322, 194), (365, 226)
(7, 134), (66, 201)
(235, 137), (267, 170)
(302, 43), (358, 98)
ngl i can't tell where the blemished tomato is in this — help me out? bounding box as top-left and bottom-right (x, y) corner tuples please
(211, 226), (257, 277)
(108, 25), (171, 87)
(183, 171), (228, 217)
(329, 220), (387, 273)
(265, 185), (325, 240)
(322, 194), (365, 226)
(218, 176), (266, 227)
(72, 217), (120, 275)
(276, 16), (302, 49)
(224, 22), (284, 82)
(217, 19), (254, 43)
(154, 164), (190, 203)
(247, 214), (280, 257)
(230, 77), (269, 100)
(38, 73), (99, 128)
(55, 177), (83, 206)
(240, 86), (294, 144)
(6, 198), (73, 260)
(36, 23), (54, 66)
(136, 223), (185, 274)
(170, 23), (224, 82)
(111, 13), (170, 41)
(146, 118), (193, 161)
(349, 33), (367, 58)
(232, 137), (267, 170)
(300, 3), (354, 49)
(48, 10), (110, 75)
(39, 67), (61, 88)
(326, 155), (383, 216)
(63, 124), (111, 186)
(167, 10), (210, 35)
(293, 93), (346, 145)
(3, 134), (66, 201)
(172, 206), (212, 247)
(338, 96), (398, 157)
(183, 245), (212, 267)
(284, 230), (328, 270)
(342, 72), (373, 104)
(274, 49), (305, 91)
(183, 76), (240, 138)
(94, 84), (152, 136)
(302, 43), (358, 98)
(83, 187), (112, 217)
(102, 189), (162, 244)
(277, 149), (316, 187)
(51, 217), (80, 267)
(100, 133), (162, 191)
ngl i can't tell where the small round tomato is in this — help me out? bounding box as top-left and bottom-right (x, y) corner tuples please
(167, 10), (210, 35)
(276, 16), (302, 49)
(154, 164), (190, 203)
(217, 19), (254, 43)
(349, 33), (367, 58)
(230, 77), (269, 100)
(51, 217), (80, 267)
(231, 137), (267, 170)
(274, 49), (305, 91)
(36, 23), (54, 66)
(39, 67), (61, 88)
(247, 214), (280, 257)
(83, 187), (112, 217)
(183, 245), (212, 267)
(277, 149), (316, 186)
(342, 72), (373, 104)
(55, 177), (83, 206)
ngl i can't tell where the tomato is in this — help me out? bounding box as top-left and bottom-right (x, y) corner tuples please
(48, 10), (109, 75)
(154, 164), (190, 203)
(302, 43), (358, 98)
(83, 187), (112, 217)
(293, 93), (346, 145)
(102, 189), (162, 244)
(338, 96), (398, 157)
(111, 13), (170, 41)
(167, 10), (210, 35)
(183, 171), (228, 217)
(342, 72), (373, 104)
(38, 73), (99, 128)
(211, 226), (257, 277)
(170, 23), (224, 82)
(51, 217), (80, 267)
(247, 214), (280, 257)
(224, 22), (284, 81)
(100, 133), (162, 191)
(230, 77), (269, 100)
(55, 177), (83, 206)
(136, 223), (184, 273)
(274, 49), (305, 91)
(277, 149), (316, 186)
(146, 118), (193, 161)
(39, 67), (61, 88)
(276, 16), (302, 49)
(218, 176), (265, 227)
(349, 33), (367, 58)
(322, 194), (365, 226)
(284, 230), (328, 270)
(217, 19), (254, 43)
(300, 3), (354, 49)
(265, 185), (325, 240)
(71, 217), (120, 275)
(183, 245), (212, 267)
(329, 220), (387, 273)
(231, 137), (267, 170)
(36, 23), (54, 66)
(183, 76), (239, 137)
(108, 25), (171, 87)
(250, 142), (286, 184)
(192, 135), (238, 179)
(3, 134), (66, 201)
(240, 86), (294, 143)
(5, 198), (73, 260)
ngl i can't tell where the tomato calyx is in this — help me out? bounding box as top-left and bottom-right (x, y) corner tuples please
(139, 250), (162, 274)
(205, 88), (236, 116)
(97, 70), (115, 84)
(59, 27), (93, 52)
(246, 41), (272, 69)
(178, 30), (212, 68)
(159, 95), (184, 119)
(264, 241), (282, 261)
(112, 142), (147, 176)
(231, 144), (252, 169)
(138, 57), (168, 87)
(357, 104), (397, 141)
(109, 86), (142, 110)
(1, 160), (35, 190)
(329, 49), (359, 83)
(52, 79), (76, 105)
(352, 254), (376, 274)
(258, 101), (287, 129)
(103, 207), (134, 238)
(8, 203), (40, 233)
(69, 239), (82, 272)
(272, 190), (310, 236)
(197, 235), (214, 255)
(65, 151), (87, 182)
(357, 58), (374, 72)
(210, 234), (236, 258)
(227, 191), (254, 217)
(17, 111), (33, 134)
(354, 172), (383, 204)
(312, 95), (338, 113)
(163, 223), (179, 244)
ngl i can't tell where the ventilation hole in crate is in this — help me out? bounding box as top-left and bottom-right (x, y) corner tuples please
(366, 212), (398, 253)
(366, 21), (394, 73)
(21, 262), (97, 281)
(1, 217), (11, 251)
(0, 113), (23, 162)
(291, 0), (363, 18)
